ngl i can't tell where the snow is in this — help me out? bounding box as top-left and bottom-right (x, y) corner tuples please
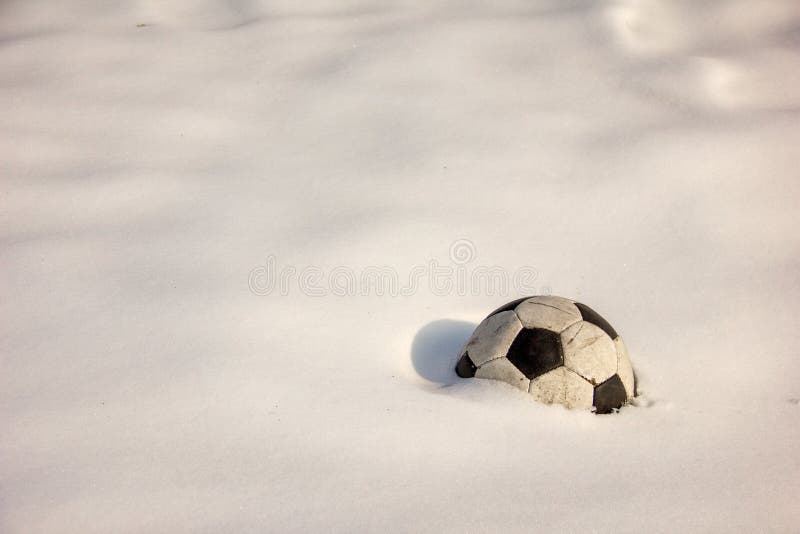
(2, 0), (800, 532)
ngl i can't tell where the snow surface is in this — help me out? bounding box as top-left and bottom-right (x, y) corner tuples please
(3, 1), (800, 532)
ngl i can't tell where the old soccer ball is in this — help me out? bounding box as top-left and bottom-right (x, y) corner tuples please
(455, 296), (635, 413)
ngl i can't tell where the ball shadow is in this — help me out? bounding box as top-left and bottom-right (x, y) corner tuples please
(411, 319), (476, 386)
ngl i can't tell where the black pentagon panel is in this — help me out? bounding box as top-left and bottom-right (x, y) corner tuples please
(593, 374), (627, 414)
(574, 302), (618, 340)
(506, 328), (563, 379)
(485, 296), (534, 319)
(455, 352), (477, 378)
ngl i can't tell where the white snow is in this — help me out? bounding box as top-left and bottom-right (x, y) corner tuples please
(3, 1), (800, 532)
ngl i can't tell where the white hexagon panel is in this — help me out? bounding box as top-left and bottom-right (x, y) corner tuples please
(615, 337), (635, 398)
(560, 321), (618, 385)
(475, 357), (530, 392)
(514, 296), (582, 332)
(529, 366), (594, 409)
(460, 310), (522, 367)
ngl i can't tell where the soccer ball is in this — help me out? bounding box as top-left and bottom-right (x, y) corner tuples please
(455, 296), (635, 413)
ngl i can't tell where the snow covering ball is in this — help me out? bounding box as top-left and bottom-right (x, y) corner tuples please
(455, 296), (635, 413)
